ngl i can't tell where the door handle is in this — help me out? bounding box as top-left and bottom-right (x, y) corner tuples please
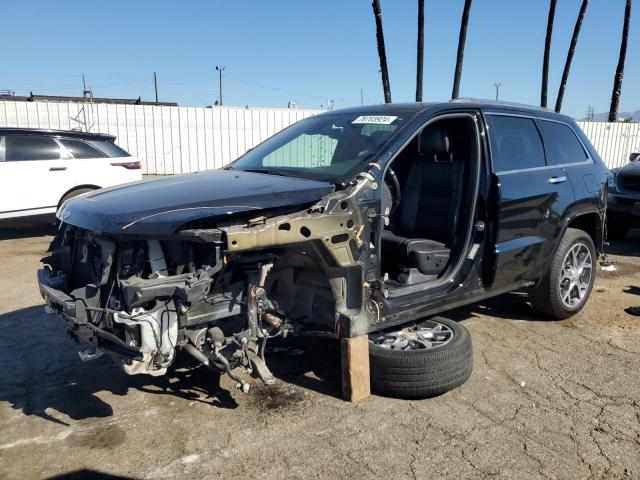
(49, 167), (67, 172)
(548, 175), (567, 184)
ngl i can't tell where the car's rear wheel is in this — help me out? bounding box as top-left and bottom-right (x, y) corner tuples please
(59, 187), (95, 211)
(606, 218), (629, 241)
(368, 317), (473, 399)
(529, 228), (596, 319)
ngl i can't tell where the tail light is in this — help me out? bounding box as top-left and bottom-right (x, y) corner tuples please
(110, 161), (141, 170)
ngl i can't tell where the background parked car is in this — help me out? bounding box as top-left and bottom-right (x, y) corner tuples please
(0, 128), (141, 220)
(607, 152), (640, 240)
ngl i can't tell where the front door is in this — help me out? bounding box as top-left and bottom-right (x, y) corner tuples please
(485, 112), (574, 289)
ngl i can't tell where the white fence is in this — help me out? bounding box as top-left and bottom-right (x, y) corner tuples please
(0, 100), (637, 172)
(576, 121), (639, 169)
(0, 100), (323, 174)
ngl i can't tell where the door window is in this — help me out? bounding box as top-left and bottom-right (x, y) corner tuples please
(59, 138), (107, 159)
(538, 120), (589, 165)
(488, 116), (546, 172)
(4, 135), (61, 161)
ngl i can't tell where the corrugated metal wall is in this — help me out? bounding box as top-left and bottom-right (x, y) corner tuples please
(576, 121), (640, 169)
(0, 100), (323, 174)
(1, 100), (638, 172)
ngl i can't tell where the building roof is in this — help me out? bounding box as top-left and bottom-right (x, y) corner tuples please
(0, 93), (178, 107)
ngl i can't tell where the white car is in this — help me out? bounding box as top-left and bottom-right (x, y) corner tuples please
(0, 128), (142, 220)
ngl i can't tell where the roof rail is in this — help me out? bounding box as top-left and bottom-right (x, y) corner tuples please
(450, 97), (552, 112)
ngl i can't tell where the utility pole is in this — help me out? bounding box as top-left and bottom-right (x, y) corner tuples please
(494, 82), (502, 101)
(215, 66), (225, 106)
(154, 72), (158, 103)
(360, 88), (364, 106)
(586, 105), (595, 121)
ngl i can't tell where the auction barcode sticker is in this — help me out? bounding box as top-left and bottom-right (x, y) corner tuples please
(352, 115), (398, 125)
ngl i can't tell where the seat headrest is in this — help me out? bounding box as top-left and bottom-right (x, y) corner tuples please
(419, 124), (453, 162)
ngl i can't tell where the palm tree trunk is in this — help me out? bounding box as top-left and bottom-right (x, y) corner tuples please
(541, 0), (557, 108)
(608, 0), (632, 122)
(416, 0), (425, 102)
(452, 0), (472, 100)
(555, 0), (588, 113)
(372, 0), (392, 103)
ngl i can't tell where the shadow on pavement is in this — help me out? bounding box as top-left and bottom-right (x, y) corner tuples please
(0, 305), (239, 426)
(0, 304), (344, 425)
(0, 216), (56, 240)
(45, 471), (139, 480)
(604, 228), (640, 257)
(446, 291), (549, 323)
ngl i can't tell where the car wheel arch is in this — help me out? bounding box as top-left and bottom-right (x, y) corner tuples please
(57, 184), (101, 209)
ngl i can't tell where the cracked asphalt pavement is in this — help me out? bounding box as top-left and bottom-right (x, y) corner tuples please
(0, 219), (639, 480)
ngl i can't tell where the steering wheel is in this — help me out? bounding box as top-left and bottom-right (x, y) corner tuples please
(386, 167), (402, 213)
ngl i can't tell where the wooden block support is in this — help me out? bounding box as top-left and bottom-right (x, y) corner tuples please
(341, 335), (371, 402)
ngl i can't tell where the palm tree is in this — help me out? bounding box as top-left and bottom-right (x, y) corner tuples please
(555, 0), (588, 113)
(416, 0), (425, 102)
(372, 0), (392, 103)
(541, 0), (557, 108)
(452, 0), (473, 99)
(608, 0), (632, 122)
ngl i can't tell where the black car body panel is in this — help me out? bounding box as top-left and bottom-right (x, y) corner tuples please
(58, 169), (334, 235)
(38, 100), (608, 390)
(608, 159), (640, 226)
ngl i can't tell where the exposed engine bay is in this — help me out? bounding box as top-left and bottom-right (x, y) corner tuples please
(38, 173), (376, 392)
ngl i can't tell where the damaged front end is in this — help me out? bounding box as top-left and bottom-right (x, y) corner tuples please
(38, 173), (375, 392)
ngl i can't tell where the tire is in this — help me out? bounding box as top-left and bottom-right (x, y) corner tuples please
(606, 219), (629, 241)
(529, 228), (597, 319)
(58, 187), (95, 210)
(369, 317), (473, 399)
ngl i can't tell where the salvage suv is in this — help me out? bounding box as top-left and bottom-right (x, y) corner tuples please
(38, 100), (608, 399)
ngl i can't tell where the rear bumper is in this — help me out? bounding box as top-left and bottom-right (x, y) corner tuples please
(37, 268), (143, 360)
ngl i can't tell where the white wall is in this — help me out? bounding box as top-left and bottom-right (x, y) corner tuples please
(1, 100), (637, 172)
(576, 121), (640, 169)
(0, 100), (323, 174)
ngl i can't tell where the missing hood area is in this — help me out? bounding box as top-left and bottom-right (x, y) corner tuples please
(38, 172), (378, 392)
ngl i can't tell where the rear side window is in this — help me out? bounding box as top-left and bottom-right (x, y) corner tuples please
(4, 134), (61, 161)
(488, 115), (545, 172)
(87, 140), (131, 158)
(59, 138), (106, 158)
(59, 138), (107, 159)
(538, 120), (588, 165)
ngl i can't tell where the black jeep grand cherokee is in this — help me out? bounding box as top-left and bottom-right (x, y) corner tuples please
(38, 101), (608, 399)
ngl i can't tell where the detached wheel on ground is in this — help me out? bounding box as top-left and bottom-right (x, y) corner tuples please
(529, 227), (596, 319)
(606, 219), (629, 241)
(368, 317), (472, 399)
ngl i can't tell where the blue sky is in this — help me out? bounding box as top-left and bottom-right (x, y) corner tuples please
(0, 0), (637, 118)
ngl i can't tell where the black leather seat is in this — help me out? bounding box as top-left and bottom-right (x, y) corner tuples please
(382, 123), (464, 276)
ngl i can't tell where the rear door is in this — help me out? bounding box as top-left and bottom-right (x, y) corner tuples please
(0, 134), (69, 217)
(485, 112), (574, 289)
(537, 118), (602, 214)
(57, 137), (141, 190)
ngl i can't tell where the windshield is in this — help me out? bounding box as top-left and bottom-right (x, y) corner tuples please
(228, 112), (410, 182)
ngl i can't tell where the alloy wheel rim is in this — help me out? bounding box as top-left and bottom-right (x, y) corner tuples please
(559, 242), (593, 309)
(370, 320), (454, 351)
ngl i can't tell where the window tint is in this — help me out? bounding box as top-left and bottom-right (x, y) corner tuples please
(488, 116), (545, 172)
(4, 135), (61, 161)
(231, 113), (408, 182)
(60, 138), (107, 159)
(539, 120), (588, 165)
(87, 140), (131, 158)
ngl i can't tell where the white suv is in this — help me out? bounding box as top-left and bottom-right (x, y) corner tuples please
(0, 128), (142, 219)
